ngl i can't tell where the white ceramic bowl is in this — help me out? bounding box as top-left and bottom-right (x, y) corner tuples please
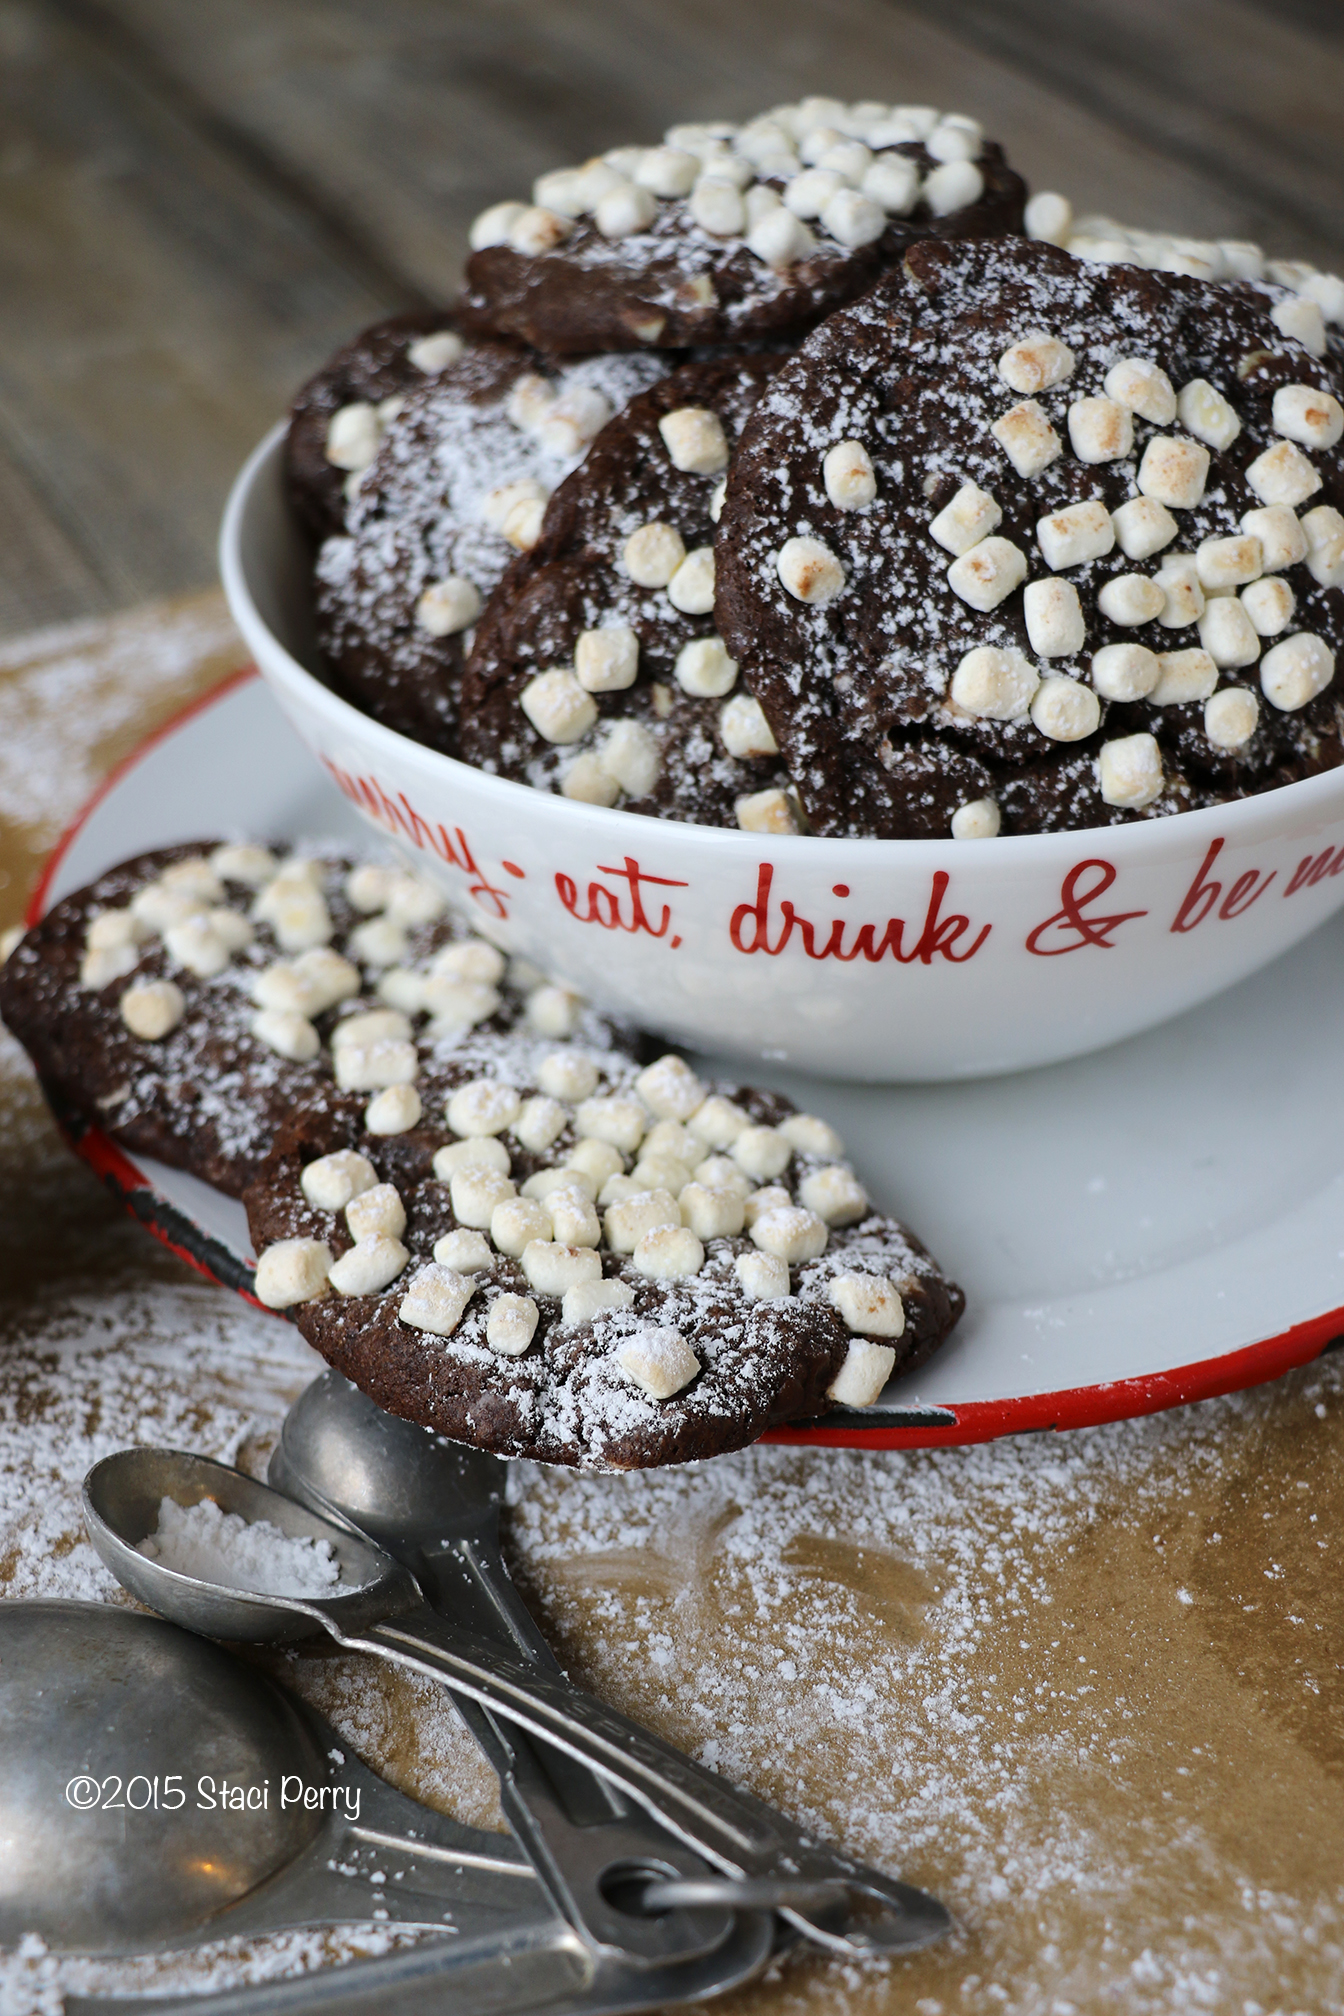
(221, 424), (1344, 1082)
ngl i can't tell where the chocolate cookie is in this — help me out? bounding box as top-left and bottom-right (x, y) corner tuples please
(0, 843), (632, 1197)
(715, 237), (1344, 837)
(458, 357), (799, 827)
(314, 345), (667, 753)
(285, 313), (467, 545)
(245, 1046), (963, 1471)
(460, 97), (1025, 355)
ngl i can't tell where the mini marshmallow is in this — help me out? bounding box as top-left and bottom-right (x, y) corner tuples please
(1240, 506), (1307, 574)
(731, 1124), (792, 1180)
(1154, 556), (1206, 628)
(1240, 575), (1295, 637)
(633, 1225), (705, 1280)
(1204, 686), (1260, 750)
(346, 1183), (406, 1243)
(522, 1166), (594, 1204)
(598, 719), (661, 797)
(333, 1009), (410, 1050)
(568, 1137), (625, 1187)
(751, 1205), (829, 1265)
(997, 331), (1075, 395)
(548, 1184), (601, 1248)
(1023, 578), (1085, 657)
(408, 330), (464, 374)
(776, 535), (846, 604)
(399, 1264), (475, 1337)
(1097, 574), (1165, 626)
(672, 639), (736, 703)
(514, 1095), (568, 1155)
(1301, 505), (1344, 588)
(594, 182), (658, 240)
(129, 884), (197, 934)
(433, 1228), (492, 1273)
(596, 1174), (642, 1208)
(333, 1036), (417, 1090)
(538, 1051), (598, 1102)
(415, 577), (481, 637)
(575, 1094), (647, 1152)
(1196, 535), (1263, 591)
(1273, 383), (1344, 450)
(1299, 272), (1344, 324)
(252, 870), (332, 951)
(1023, 190), (1072, 244)
(81, 942), (139, 989)
(561, 1278), (635, 1325)
(447, 1080), (522, 1137)
(561, 754), (617, 808)
(924, 160), (983, 215)
(325, 403), (381, 471)
(86, 907), (150, 954)
(1151, 648), (1219, 704)
(1111, 496), (1179, 561)
(689, 1095), (750, 1147)
(508, 205), (576, 255)
(947, 536), (1027, 611)
(719, 693), (779, 758)
(329, 1233), (408, 1297)
(820, 188), (885, 249)
(829, 1272), (905, 1336)
(422, 977), (501, 1032)
(658, 407), (729, 473)
(470, 200), (528, 250)
(211, 843), (276, 888)
(991, 400), (1061, 478)
(1036, 499), (1114, 571)
(483, 478), (548, 533)
(778, 1112), (845, 1157)
(735, 1251), (791, 1300)
(635, 144), (700, 196)
(1271, 294), (1327, 356)
(1031, 676), (1101, 742)
(736, 789), (799, 835)
(506, 498), (548, 552)
(605, 1188), (681, 1253)
(115, 976), (186, 1041)
(433, 941), (507, 986)
(348, 916), (409, 969)
(1260, 632), (1335, 711)
(1098, 733), (1164, 809)
(746, 207), (815, 269)
(785, 167), (845, 219)
(928, 482), (1001, 556)
(490, 1196), (553, 1257)
(949, 646), (1039, 720)
(451, 1165), (516, 1230)
(1091, 643), (1160, 701)
(525, 985), (584, 1039)
(862, 155), (920, 214)
(636, 1054), (706, 1121)
(822, 440), (877, 511)
(1244, 440), (1321, 509)
(1067, 396), (1133, 464)
(433, 1136), (510, 1179)
(680, 1182), (746, 1240)
(799, 1165), (868, 1227)
(616, 1327), (700, 1401)
(521, 670), (599, 746)
(827, 1339), (898, 1408)
(1176, 379), (1241, 451)
(689, 177), (746, 236)
(301, 1150), (378, 1212)
(643, 1118), (693, 1161)
(521, 1240), (602, 1296)
(667, 548), (717, 615)
(481, 1294), (538, 1355)
(250, 1007), (320, 1061)
(623, 522), (686, 587)
(254, 1238), (332, 1309)
(1103, 358), (1176, 424)
(1198, 599), (1261, 670)
(950, 798), (1002, 839)
(294, 947), (359, 1010)
(1137, 436), (1210, 509)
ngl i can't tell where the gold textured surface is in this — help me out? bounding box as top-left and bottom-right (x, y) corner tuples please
(0, 598), (1340, 2009)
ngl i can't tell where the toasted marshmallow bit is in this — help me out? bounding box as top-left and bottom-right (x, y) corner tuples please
(573, 625), (638, 695)
(1023, 578), (1085, 657)
(325, 402), (382, 472)
(254, 1238), (332, 1309)
(623, 522), (686, 587)
(1098, 732), (1164, 808)
(250, 1007), (320, 1061)
(1272, 382), (1344, 450)
(508, 205), (576, 255)
(538, 385), (613, 456)
(575, 1093), (647, 1152)
(829, 1271), (905, 1337)
(481, 1293), (537, 1357)
(521, 1240), (602, 1296)
(1174, 379), (1241, 452)
(329, 1233), (409, 1297)
(1271, 294), (1327, 356)
(1260, 632), (1335, 712)
(605, 1188), (681, 1254)
(950, 796), (1001, 839)
(301, 1149), (378, 1212)
(991, 399), (1062, 478)
(447, 1079), (522, 1138)
(735, 1250), (791, 1301)
(616, 1326), (700, 1401)
(928, 482), (1000, 557)
(211, 843), (277, 888)
(633, 1224), (705, 1280)
(415, 577), (481, 637)
(1204, 685), (1260, 750)
(483, 478), (548, 535)
(1198, 599), (1261, 670)
(799, 1165), (868, 1227)
(997, 331), (1075, 396)
(399, 1264), (475, 1337)
(433, 1228), (492, 1273)
(1097, 575), (1164, 627)
(1154, 556), (1206, 628)
(735, 787), (798, 836)
(751, 1204), (829, 1265)
(1111, 496), (1179, 561)
(118, 978), (185, 1040)
(1151, 648), (1219, 705)
(1091, 643), (1160, 701)
(1031, 676), (1101, 743)
(450, 1165), (516, 1231)
(1103, 358), (1176, 424)
(562, 1278), (635, 1326)
(1245, 440), (1321, 509)
(1302, 505), (1344, 589)
(719, 692), (778, 758)
(470, 200), (528, 250)
(949, 645), (1039, 721)
(776, 534), (846, 604)
(827, 1338), (898, 1408)
(538, 1051), (598, 1103)
(1240, 505), (1306, 575)
(658, 406), (728, 474)
(947, 536), (1027, 611)
(1067, 396), (1133, 464)
(1196, 535), (1263, 592)
(432, 1135), (510, 1179)
(520, 670), (599, 746)
(637, 1053), (706, 1121)
(1240, 575), (1295, 637)
(1137, 435), (1210, 510)
(924, 159), (983, 215)
(346, 1183), (406, 1244)
(490, 1195), (553, 1257)
(1036, 499), (1114, 571)
(823, 440), (877, 511)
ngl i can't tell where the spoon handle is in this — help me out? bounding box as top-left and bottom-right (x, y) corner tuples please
(342, 1604), (948, 1956)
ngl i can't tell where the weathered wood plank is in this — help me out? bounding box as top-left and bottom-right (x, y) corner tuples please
(0, 443), (111, 637)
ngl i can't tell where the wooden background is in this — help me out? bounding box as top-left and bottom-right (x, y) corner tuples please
(1, 0), (1342, 642)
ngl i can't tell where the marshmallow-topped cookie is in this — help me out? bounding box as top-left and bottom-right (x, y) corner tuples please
(315, 341), (666, 753)
(461, 96), (1025, 355)
(245, 1046), (963, 1471)
(458, 356), (798, 828)
(715, 238), (1344, 837)
(0, 843), (633, 1197)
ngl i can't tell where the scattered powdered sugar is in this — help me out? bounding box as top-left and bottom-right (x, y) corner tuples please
(137, 1494), (343, 1597)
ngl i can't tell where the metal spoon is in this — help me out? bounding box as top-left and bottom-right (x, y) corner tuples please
(85, 1446), (951, 1958)
(0, 1600), (774, 2016)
